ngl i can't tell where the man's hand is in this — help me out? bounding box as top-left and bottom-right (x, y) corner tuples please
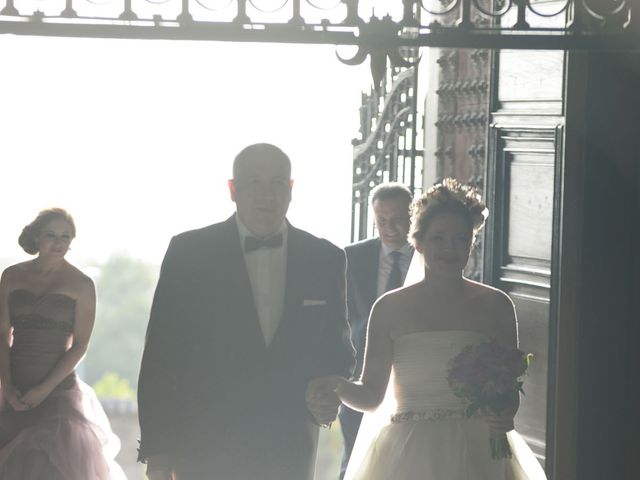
(305, 376), (344, 427)
(146, 469), (175, 480)
(146, 454), (176, 480)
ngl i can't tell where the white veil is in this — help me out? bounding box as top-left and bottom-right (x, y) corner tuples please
(343, 254), (424, 480)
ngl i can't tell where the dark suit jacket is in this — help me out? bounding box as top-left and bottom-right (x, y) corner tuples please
(137, 215), (355, 480)
(344, 238), (381, 378)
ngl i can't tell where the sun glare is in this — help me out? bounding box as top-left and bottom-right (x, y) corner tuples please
(1, 35), (371, 267)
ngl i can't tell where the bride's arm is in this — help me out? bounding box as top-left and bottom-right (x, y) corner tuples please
(491, 290), (519, 349)
(484, 289), (520, 432)
(18, 276), (96, 409)
(335, 296), (394, 412)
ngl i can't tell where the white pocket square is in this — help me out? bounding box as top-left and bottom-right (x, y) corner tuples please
(303, 299), (327, 306)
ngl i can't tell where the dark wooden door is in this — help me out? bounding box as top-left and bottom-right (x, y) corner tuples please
(484, 49), (566, 468)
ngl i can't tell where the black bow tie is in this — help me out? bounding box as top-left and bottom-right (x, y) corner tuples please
(244, 234), (283, 253)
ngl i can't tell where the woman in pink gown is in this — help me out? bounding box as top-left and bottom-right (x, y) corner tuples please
(0, 208), (125, 479)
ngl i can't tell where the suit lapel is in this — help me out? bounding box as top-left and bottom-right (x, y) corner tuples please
(218, 215), (267, 352)
(269, 223), (305, 351)
(363, 238), (381, 306)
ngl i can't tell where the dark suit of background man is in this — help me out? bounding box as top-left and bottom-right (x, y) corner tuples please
(137, 143), (355, 480)
(338, 182), (413, 479)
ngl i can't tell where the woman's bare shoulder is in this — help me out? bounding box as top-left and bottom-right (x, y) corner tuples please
(1, 261), (32, 282)
(465, 279), (513, 307)
(464, 280), (516, 343)
(56, 263), (95, 300)
(70, 266), (95, 290)
(370, 283), (425, 332)
(377, 282), (424, 310)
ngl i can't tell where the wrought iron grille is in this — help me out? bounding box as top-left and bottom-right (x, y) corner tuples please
(0, 1), (637, 51)
(350, 64), (422, 242)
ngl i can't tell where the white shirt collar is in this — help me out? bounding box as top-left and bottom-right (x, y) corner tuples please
(235, 213), (288, 245)
(380, 240), (412, 258)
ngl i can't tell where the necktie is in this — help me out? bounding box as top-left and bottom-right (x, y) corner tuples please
(244, 233), (283, 253)
(385, 251), (403, 292)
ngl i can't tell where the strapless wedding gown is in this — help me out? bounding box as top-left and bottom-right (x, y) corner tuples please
(0, 289), (126, 480)
(345, 330), (547, 480)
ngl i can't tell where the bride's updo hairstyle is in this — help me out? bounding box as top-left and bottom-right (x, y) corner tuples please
(409, 178), (488, 248)
(19, 208), (76, 255)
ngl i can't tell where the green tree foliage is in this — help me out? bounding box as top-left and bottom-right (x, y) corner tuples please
(93, 372), (137, 400)
(83, 254), (158, 390)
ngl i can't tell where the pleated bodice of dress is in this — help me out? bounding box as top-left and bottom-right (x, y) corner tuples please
(0, 289), (127, 480)
(345, 330), (548, 480)
(8, 289), (76, 391)
(392, 330), (487, 416)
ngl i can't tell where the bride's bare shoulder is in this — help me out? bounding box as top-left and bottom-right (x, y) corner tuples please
(465, 279), (512, 307)
(378, 283), (424, 308)
(370, 284), (425, 331)
(464, 280), (516, 341)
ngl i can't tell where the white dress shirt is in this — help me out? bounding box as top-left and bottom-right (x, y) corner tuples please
(377, 242), (413, 297)
(236, 215), (287, 347)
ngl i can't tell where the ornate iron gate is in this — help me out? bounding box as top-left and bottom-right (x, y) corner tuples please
(350, 64), (422, 241)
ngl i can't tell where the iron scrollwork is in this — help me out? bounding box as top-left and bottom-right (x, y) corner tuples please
(336, 14), (420, 92)
(0, 1), (637, 51)
(351, 66), (421, 241)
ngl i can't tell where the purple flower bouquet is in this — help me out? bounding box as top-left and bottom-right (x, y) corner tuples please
(447, 341), (531, 459)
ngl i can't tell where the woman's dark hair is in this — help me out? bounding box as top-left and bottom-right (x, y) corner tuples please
(18, 208), (76, 255)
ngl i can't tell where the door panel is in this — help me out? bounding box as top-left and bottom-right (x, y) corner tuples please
(507, 155), (554, 262)
(487, 125), (561, 463)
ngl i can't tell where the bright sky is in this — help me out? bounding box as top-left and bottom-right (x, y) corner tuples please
(1, 34), (373, 268)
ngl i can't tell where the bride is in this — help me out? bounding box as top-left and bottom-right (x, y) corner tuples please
(312, 179), (547, 480)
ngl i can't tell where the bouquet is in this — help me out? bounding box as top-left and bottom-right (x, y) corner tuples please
(447, 340), (532, 460)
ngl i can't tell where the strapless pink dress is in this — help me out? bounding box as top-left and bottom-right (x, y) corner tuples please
(0, 289), (124, 480)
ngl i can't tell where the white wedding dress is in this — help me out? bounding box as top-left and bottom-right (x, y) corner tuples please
(344, 330), (547, 480)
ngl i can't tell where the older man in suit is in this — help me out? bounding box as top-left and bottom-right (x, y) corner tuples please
(338, 182), (413, 479)
(137, 143), (355, 480)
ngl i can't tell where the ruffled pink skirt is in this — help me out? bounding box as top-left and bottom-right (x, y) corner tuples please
(0, 376), (125, 480)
